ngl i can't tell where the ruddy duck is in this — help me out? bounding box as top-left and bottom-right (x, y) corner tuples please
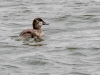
(20, 18), (49, 39)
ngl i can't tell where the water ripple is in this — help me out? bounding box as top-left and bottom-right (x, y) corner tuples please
(0, 0), (100, 75)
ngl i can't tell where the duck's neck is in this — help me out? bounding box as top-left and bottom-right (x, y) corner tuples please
(33, 28), (42, 32)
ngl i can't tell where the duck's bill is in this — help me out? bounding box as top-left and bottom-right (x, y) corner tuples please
(43, 22), (49, 25)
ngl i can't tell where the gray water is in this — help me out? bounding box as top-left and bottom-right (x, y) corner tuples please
(0, 0), (100, 75)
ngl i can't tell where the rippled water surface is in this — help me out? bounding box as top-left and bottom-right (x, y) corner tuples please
(0, 0), (100, 75)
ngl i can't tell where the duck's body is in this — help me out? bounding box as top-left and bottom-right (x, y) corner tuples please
(20, 18), (48, 38)
(20, 29), (44, 38)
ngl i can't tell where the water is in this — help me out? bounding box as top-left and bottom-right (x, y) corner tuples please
(0, 0), (100, 75)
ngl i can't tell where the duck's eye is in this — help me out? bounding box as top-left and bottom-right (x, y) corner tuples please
(39, 18), (43, 21)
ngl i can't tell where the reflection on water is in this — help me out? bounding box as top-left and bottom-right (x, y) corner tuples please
(0, 0), (100, 75)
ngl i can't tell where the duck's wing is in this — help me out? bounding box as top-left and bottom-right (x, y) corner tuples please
(20, 29), (35, 38)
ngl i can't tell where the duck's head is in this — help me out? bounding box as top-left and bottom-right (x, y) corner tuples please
(32, 18), (49, 29)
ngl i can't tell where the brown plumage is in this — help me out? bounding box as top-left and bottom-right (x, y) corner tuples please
(20, 18), (48, 38)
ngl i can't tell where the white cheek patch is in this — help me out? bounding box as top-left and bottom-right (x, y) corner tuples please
(39, 22), (43, 26)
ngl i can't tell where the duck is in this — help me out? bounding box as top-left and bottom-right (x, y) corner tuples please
(20, 18), (49, 39)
